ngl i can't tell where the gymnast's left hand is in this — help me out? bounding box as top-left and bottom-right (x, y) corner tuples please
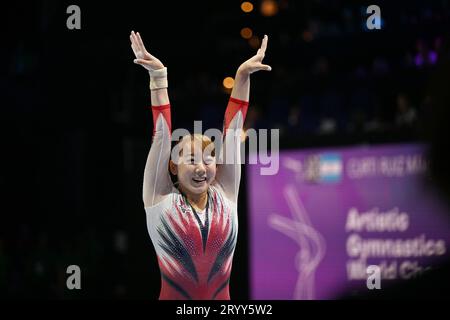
(237, 34), (272, 76)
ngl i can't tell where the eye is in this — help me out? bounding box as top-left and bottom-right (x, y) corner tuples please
(204, 156), (214, 165)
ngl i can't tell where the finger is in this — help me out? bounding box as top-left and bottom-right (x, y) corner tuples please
(134, 31), (142, 50)
(131, 44), (139, 57)
(132, 31), (157, 60)
(136, 32), (157, 60)
(136, 32), (147, 52)
(131, 31), (139, 47)
(249, 54), (262, 63)
(133, 58), (151, 67)
(260, 64), (272, 71)
(129, 32), (135, 46)
(259, 34), (268, 55)
(130, 34), (139, 56)
(131, 31), (140, 52)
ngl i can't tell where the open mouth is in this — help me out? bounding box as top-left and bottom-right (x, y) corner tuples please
(192, 177), (207, 183)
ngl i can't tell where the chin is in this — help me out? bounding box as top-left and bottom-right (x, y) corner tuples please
(192, 184), (209, 193)
(190, 182), (210, 194)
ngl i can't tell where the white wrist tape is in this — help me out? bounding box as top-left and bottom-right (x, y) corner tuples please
(149, 67), (168, 90)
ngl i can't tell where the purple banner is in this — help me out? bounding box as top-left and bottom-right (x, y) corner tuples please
(247, 143), (450, 299)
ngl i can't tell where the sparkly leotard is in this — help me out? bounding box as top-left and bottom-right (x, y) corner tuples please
(143, 97), (248, 300)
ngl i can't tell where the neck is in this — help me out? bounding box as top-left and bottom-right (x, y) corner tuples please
(180, 186), (208, 211)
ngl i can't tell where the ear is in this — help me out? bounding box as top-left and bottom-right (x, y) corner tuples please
(169, 160), (178, 175)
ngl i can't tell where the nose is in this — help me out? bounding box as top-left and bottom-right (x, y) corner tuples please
(195, 163), (206, 175)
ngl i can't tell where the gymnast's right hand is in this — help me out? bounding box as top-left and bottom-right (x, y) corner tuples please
(130, 31), (165, 71)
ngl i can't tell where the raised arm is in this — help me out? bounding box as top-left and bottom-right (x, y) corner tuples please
(130, 31), (173, 208)
(215, 35), (271, 203)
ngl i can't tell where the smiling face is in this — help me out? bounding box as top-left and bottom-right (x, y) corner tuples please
(170, 134), (216, 196)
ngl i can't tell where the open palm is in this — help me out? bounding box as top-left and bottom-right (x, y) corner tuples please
(130, 31), (165, 71)
(238, 35), (272, 75)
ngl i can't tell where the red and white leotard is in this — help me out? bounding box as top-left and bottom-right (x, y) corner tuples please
(143, 97), (248, 300)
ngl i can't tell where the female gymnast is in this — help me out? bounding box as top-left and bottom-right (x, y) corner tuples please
(130, 30), (271, 300)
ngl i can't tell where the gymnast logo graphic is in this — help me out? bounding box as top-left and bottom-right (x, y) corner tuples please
(268, 183), (326, 300)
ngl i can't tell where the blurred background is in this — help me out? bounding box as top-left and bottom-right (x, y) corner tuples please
(1, 0), (450, 299)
